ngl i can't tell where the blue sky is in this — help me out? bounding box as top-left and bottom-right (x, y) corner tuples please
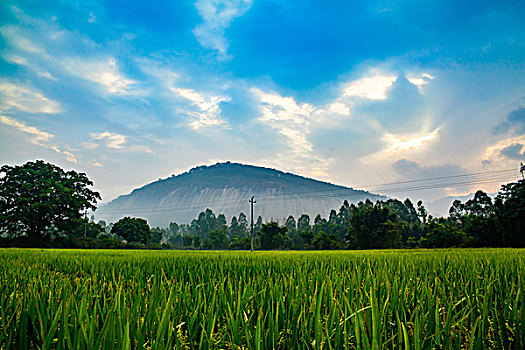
(1, 0), (525, 212)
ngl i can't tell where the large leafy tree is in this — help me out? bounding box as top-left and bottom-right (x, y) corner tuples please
(259, 221), (288, 250)
(494, 180), (525, 247)
(111, 217), (151, 244)
(0, 160), (100, 240)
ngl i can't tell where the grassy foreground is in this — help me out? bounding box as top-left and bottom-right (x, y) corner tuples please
(0, 249), (524, 349)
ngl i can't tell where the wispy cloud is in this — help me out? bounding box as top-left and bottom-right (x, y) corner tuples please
(0, 83), (61, 114)
(91, 131), (127, 149)
(0, 115), (53, 145)
(89, 131), (152, 153)
(251, 88), (335, 177)
(0, 115), (78, 163)
(193, 0), (253, 58)
(63, 58), (138, 95)
(1, 9), (137, 97)
(172, 87), (230, 130)
(0, 25), (48, 57)
(406, 73), (434, 91)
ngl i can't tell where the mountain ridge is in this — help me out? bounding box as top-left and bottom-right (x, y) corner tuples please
(96, 162), (384, 226)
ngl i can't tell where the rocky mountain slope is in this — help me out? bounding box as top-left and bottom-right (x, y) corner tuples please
(95, 162), (384, 227)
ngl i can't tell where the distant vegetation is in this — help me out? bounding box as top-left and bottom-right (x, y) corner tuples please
(1, 249), (524, 348)
(1, 160), (524, 249)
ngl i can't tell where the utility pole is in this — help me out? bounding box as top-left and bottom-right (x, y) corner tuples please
(84, 210), (88, 239)
(249, 196), (256, 252)
(521, 163), (525, 180)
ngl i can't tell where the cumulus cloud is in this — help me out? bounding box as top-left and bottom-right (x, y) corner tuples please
(483, 135), (525, 163)
(193, 0), (252, 58)
(495, 106), (525, 135)
(172, 87), (230, 130)
(0, 83), (61, 114)
(329, 102), (351, 116)
(499, 143), (524, 160)
(343, 72), (397, 100)
(0, 115), (78, 162)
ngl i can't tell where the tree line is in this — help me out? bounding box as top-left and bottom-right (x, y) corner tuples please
(1, 160), (523, 249)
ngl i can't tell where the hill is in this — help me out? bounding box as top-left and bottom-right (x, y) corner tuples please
(95, 162), (384, 227)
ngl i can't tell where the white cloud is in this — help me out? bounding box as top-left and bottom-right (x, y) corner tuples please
(251, 88), (336, 178)
(483, 135), (525, 163)
(406, 73), (434, 90)
(172, 87), (230, 130)
(64, 58), (137, 95)
(0, 115), (78, 163)
(91, 131), (127, 149)
(252, 88), (313, 153)
(2, 11), (137, 96)
(329, 102), (351, 116)
(0, 25), (47, 56)
(0, 83), (61, 114)
(343, 72), (397, 100)
(62, 151), (78, 163)
(90, 131), (152, 153)
(193, 0), (252, 58)
(0, 115), (53, 145)
(384, 127), (440, 151)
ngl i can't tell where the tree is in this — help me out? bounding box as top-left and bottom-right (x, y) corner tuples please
(311, 231), (340, 250)
(285, 215), (296, 234)
(203, 227), (229, 249)
(347, 202), (403, 249)
(421, 219), (468, 248)
(297, 214), (311, 232)
(111, 217), (151, 244)
(190, 208), (222, 239)
(259, 222), (288, 250)
(494, 180), (525, 247)
(229, 216), (247, 238)
(417, 200), (428, 224)
(0, 160), (101, 240)
(149, 227), (164, 244)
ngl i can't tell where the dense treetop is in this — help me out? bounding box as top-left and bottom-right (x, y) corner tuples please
(0, 160), (100, 240)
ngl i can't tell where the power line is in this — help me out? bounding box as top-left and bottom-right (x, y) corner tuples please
(97, 168), (515, 215)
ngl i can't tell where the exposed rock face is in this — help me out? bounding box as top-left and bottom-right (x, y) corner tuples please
(96, 162), (384, 227)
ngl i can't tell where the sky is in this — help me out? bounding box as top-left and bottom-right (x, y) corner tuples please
(1, 0), (525, 212)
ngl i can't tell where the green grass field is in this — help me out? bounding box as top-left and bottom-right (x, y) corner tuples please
(0, 249), (523, 349)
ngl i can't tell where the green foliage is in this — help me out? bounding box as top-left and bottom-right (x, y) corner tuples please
(311, 231), (340, 250)
(347, 202), (403, 249)
(0, 160), (100, 240)
(420, 219), (469, 248)
(203, 227), (230, 250)
(259, 221), (289, 250)
(111, 217), (151, 244)
(0, 249), (524, 349)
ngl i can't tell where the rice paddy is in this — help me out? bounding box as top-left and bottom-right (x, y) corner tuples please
(0, 249), (523, 349)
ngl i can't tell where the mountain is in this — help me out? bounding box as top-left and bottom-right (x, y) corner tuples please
(95, 162), (384, 227)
